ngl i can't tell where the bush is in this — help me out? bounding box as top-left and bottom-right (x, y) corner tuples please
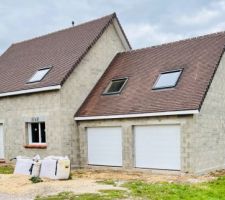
(30, 176), (43, 184)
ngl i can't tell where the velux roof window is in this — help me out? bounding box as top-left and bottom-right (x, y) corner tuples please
(153, 69), (182, 90)
(103, 78), (128, 95)
(28, 67), (51, 83)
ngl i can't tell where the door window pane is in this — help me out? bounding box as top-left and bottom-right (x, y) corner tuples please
(40, 123), (46, 143)
(31, 123), (39, 143)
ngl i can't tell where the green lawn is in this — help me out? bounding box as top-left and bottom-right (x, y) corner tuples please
(124, 177), (225, 200)
(0, 165), (14, 174)
(35, 190), (127, 200)
(36, 176), (225, 200)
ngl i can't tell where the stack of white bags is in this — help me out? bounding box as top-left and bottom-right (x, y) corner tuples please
(13, 155), (71, 180)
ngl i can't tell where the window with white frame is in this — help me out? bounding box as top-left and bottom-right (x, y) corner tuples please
(28, 122), (46, 144)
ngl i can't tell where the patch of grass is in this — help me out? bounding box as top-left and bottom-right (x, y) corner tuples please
(35, 190), (127, 200)
(30, 176), (43, 184)
(123, 176), (225, 200)
(99, 189), (127, 199)
(96, 179), (117, 186)
(35, 192), (76, 200)
(0, 165), (14, 174)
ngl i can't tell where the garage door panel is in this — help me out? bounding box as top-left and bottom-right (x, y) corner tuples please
(87, 127), (122, 166)
(135, 125), (180, 170)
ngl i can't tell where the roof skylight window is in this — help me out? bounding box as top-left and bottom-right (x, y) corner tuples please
(28, 67), (51, 83)
(153, 69), (182, 90)
(103, 78), (128, 95)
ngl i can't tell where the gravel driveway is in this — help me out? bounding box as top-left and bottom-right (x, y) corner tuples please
(0, 174), (125, 200)
(0, 193), (30, 200)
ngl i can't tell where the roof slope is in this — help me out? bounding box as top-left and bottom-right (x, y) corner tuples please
(76, 31), (225, 118)
(0, 13), (129, 95)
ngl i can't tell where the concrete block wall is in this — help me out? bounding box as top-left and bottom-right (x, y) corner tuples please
(0, 91), (62, 160)
(190, 53), (225, 174)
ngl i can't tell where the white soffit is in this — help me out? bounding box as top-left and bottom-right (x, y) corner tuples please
(75, 110), (199, 121)
(0, 85), (61, 98)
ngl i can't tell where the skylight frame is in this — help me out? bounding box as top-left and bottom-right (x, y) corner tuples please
(103, 77), (128, 95)
(152, 69), (183, 90)
(27, 66), (52, 83)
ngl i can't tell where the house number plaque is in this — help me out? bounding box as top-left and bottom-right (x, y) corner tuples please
(31, 117), (39, 122)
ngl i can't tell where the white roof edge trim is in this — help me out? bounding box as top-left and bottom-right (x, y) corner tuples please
(0, 85), (61, 97)
(75, 110), (199, 121)
(112, 19), (131, 51)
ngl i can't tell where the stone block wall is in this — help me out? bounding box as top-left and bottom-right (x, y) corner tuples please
(190, 53), (225, 174)
(0, 91), (61, 160)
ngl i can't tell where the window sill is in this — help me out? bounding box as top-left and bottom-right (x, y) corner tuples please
(24, 144), (47, 149)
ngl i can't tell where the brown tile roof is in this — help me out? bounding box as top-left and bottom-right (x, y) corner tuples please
(0, 13), (129, 95)
(76, 31), (225, 118)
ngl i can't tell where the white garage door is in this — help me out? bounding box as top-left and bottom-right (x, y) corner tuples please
(135, 125), (180, 170)
(87, 127), (122, 166)
(0, 124), (4, 159)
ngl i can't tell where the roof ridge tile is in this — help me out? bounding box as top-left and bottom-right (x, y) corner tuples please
(13, 13), (115, 46)
(122, 30), (225, 54)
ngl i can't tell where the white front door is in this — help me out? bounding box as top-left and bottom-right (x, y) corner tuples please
(0, 124), (4, 159)
(87, 127), (122, 166)
(135, 125), (181, 170)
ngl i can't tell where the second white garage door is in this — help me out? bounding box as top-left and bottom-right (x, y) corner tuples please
(87, 127), (122, 166)
(135, 125), (180, 170)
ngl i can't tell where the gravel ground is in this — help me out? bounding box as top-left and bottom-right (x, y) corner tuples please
(0, 169), (218, 200)
(0, 174), (125, 200)
(0, 194), (30, 200)
(73, 169), (215, 183)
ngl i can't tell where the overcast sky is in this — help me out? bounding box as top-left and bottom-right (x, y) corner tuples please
(1, 0), (225, 55)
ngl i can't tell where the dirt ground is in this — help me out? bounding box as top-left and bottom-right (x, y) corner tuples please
(72, 168), (216, 183)
(0, 169), (222, 200)
(0, 174), (124, 200)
